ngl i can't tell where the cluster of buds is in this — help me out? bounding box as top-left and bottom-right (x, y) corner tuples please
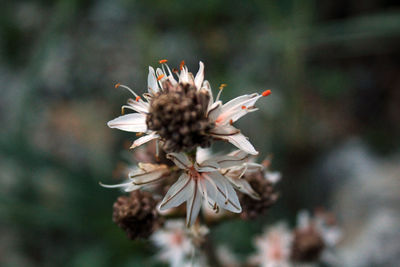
(101, 59), (283, 265)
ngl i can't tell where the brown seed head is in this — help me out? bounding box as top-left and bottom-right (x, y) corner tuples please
(112, 191), (163, 240)
(146, 81), (214, 152)
(239, 170), (279, 220)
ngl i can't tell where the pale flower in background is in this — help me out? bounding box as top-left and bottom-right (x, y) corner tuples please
(297, 210), (342, 248)
(216, 245), (240, 267)
(151, 220), (194, 267)
(250, 223), (292, 267)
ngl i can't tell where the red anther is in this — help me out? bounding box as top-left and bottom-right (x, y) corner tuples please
(159, 59), (168, 64)
(135, 96), (141, 102)
(157, 74), (165, 81)
(114, 83), (121, 88)
(229, 119), (233, 125)
(262, 90), (271, 97)
(241, 106), (247, 110)
(180, 60), (185, 70)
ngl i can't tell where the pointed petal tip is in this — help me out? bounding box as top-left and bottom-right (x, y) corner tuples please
(129, 144), (137, 149)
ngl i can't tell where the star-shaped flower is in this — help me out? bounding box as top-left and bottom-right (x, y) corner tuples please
(107, 60), (271, 154)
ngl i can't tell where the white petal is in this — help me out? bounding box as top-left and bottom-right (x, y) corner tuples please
(196, 147), (212, 164)
(201, 80), (213, 107)
(203, 172), (241, 213)
(99, 181), (133, 189)
(179, 66), (191, 84)
(194, 61), (204, 89)
(297, 210), (310, 229)
(225, 176), (260, 200)
(265, 171), (281, 184)
(130, 132), (159, 149)
(127, 98), (150, 114)
(207, 101), (222, 122)
(211, 152), (250, 169)
(215, 94), (262, 125)
(166, 153), (193, 169)
(195, 161), (219, 172)
(219, 132), (258, 155)
(123, 184), (142, 192)
(244, 162), (264, 171)
(208, 124), (240, 136)
(159, 173), (192, 211)
(186, 180), (202, 226)
(148, 66), (159, 93)
(130, 167), (168, 185)
(321, 227), (342, 246)
(107, 113), (147, 132)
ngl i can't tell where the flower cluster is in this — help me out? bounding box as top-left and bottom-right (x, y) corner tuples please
(102, 60), (274, 227)
(100, 59), (343, 266)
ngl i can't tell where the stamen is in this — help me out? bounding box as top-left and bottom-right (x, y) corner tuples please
(155, 140), (160, 161)
(215, 85), (224, 102)
(180, 60), (185, 70)
(159, 59), (168, 64)
(118, 84), (139, 97)
(241, 105), (247, 110)
(157, 74), (165, 81)
(262, 89), (272, 97)
(121, 105), (136, 114)
(172, 68), (179, 73)
(114, 83), (121, 88)
(135, 96), (141, 102)
(229, 119), (233, 125)
(136, 132), (144, 137)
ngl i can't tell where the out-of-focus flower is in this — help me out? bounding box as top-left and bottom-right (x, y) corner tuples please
(216, 245), (240, 267)
(112, 191), (163, 240)
(159, 151), (251, 226)
(291, 210), (342, 263)
(151, 220), (208, 267)
(151, 220), (194, 267)
(107, 60), (271, 154)
(250, 223), (292, 267)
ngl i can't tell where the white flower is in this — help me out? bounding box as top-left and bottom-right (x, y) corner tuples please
(151, 220), (195, 267)
(250, 223), (292, 267)
(107, 60), (271, 154)
(159, 150), (258, 226)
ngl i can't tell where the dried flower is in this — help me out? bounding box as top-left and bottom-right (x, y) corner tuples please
(112, 191), (162, 240)
(107, 61), (271, 154)
(238, 168), (280, 220)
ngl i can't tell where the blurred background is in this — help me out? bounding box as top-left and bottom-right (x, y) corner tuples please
(1, 0), (399, 266)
